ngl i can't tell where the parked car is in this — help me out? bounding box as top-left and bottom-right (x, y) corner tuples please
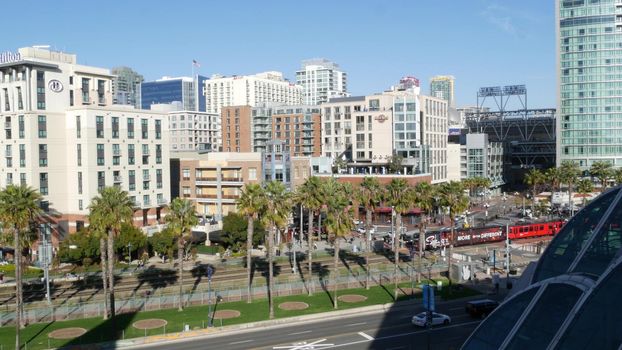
(412, 312), (451, 327)
(465, 299), (499, 318)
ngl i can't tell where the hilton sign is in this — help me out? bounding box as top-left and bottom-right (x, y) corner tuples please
(0, 51), (21, 64)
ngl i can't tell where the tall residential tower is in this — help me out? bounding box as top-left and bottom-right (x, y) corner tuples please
(429, 75), (455, 108)
(296, 59), (348, 105)
(556, 0), (621, 167)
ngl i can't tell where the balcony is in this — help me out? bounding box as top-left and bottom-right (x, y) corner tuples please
(113, 149), (121, 156)
(142, 148), (150, 155)
(4, 122), (10, 129)
(6, 178), (12, 186)
(5, 150), (11, 157)
(113, 175), (122, 183)
(142, 200), (151, 207)
(98, 96), (106, 105)
(143, 174), (151, 181)
(157, 197), (167, 205)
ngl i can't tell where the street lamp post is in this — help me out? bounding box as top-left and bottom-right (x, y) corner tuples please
(127, 243), (132, 264)
(207, 265), (214, 327)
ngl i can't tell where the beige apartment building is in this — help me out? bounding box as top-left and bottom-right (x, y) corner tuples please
(0, 47), (170, 242)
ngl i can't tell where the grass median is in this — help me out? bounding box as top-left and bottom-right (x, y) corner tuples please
(1, 278), (479, 350)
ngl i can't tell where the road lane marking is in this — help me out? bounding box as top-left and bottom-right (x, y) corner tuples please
(289, 330), (312, 335)
(273, 338), (334, 349)
(346, 322), (367, 326)
(358, 332), (374, 340)
(230, 339), (253, 345)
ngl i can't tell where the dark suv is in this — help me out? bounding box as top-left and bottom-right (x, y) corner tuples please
(465, 299), (499, 318)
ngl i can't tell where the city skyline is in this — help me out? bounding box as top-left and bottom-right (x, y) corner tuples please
(4, 0), (554, 109)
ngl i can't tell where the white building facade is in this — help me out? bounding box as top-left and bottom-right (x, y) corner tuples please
(168, 110), (220, 152)
(296, 59), (348, 105)
(203, 71), (302, 114)
(420, 95), (448, 183)
(0, 47), (170, 241)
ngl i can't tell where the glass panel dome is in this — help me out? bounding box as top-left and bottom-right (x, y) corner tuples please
(533, 188), (618, 283)
(463, 288), (539, 350)
(572, 196), (622, 277)
(554, 262), (622, 350)
(506, 284), (582, 349)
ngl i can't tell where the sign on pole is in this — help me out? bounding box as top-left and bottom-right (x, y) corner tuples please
(422, 285), (435, 311)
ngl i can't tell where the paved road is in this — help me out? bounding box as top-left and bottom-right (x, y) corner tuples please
(132, 297), (492, 350)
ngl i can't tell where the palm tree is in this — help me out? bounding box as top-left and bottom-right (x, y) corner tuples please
(0, 185), (42, 350)
(88, 226), (109, 319)
(237, 184), (266, 303)
(438, 181), (469, 285)
(88, 186), (134, 319)
(165, 198), (199, 311)
(412, 182), (436, 282)
(613, 168), (622, 186)
(559, 161), (581, 216)
(262, 181), (291, 319)
(324, 179), (354, 309)
(297, 177), (323, 295)
(524, 168), (546, 213)
(385, 178), (410, 300)
(545, 167), (562, 209)
(356, 177), (384, 289)
(590, 160), (613, 191)
(576, 178), (594, 207)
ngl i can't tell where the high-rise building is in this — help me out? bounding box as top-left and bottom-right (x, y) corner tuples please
(0, 47), (170, 242)
(430, 75), (455, 108)
(220, 104), (321, 157)
(296, 59), (348, 105)
(420, 95), (449, 183)
(556, 1), (620, 168)
(204, 72), (302, 114)
(141, 75), (207, 112)
(111, 66), (143, 108)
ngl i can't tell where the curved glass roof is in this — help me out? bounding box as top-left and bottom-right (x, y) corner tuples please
(553, 259), (622, 350)
(532, 188), (619, 282)
(463, 288), (539, 350)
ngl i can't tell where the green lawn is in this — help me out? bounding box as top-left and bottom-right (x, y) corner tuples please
(1, 279), (477, 349)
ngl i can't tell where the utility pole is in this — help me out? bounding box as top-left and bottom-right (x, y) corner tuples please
(505, 223), (510, 274)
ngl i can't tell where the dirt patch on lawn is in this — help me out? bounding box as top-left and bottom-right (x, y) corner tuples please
(212, 310), (241, 319)
(133, 319), (168, 330)
(48, 327), (87, 339)
(278, 301), (309, 310)
(337, 294), (368, 303)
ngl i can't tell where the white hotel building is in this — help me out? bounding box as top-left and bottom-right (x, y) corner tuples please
(203, 71), (302, 114)
(0, 47), (170, 242)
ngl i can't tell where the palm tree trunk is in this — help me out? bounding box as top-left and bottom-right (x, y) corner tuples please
(268, 226), (275, 319)
(307, 210), (314, 296)
(107, 232), (116, 318)
(568, 182), (574, 216)
(100, 237), (109, 320)
(448, 217), (455, 286)
(394, 214), (401, 301)
(246, 218), (254, 303)
(418, 219), (425, 283)
(333, 239), (339, 309)
(178, 234), (184, 311)
(365, 209), (372, 290)
(14, 227), (21, 350)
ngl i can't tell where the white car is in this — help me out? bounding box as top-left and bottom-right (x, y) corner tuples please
(412, 312), (451, 327)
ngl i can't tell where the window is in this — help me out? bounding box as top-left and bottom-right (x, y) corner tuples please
(20, 173), (26, 186)
(38, 144), (47, 167)
(18, 116), (24, 138)
(128, 170), (136, 191)
(111, 117), (119, 138)
(4, 145), (11, 167)
(16, 87), (23, 110)
(127, 118), (134, 138)
(128, 144), (135, 165)
(37, 71), (46, 109)
(39, 173), (48, 195)
(38, 116), (47, 138)
(182, 186), (191, 197)
(96, 116), (104, 138)
(77, 144), (82, 166)
(19, 144), (25, 167)
(96, 144), (105, 166)
(81, 78), (90, 103)
(155, 120), (161, 139)
(143, 194), (150, 207)
(249, 168), (257, 180)
(76, 115), (81, 138)
(112, 144), (120, 165)
(142, 144), (149, 165)
(78, 199), (83, 211)
(156, 144), (162, 164)
(156, 169), (162, 189)
(97, 171), (105, 192)
(78, 172), (83, 194)
(141, 119), (148, 139)
(182, 169), (190, 180)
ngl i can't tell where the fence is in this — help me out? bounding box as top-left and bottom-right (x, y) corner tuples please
(0, 264), (445, 327)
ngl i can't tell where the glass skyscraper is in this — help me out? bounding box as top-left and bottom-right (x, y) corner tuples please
(429, 75), (455, 108)
(140, 75), (207, 112)
(557, 0), (622, 167)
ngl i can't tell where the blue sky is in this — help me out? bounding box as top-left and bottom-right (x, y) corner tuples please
(6, 0), (555, 109)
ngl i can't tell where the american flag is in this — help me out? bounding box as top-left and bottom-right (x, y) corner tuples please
(192, 59), (201, 68)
